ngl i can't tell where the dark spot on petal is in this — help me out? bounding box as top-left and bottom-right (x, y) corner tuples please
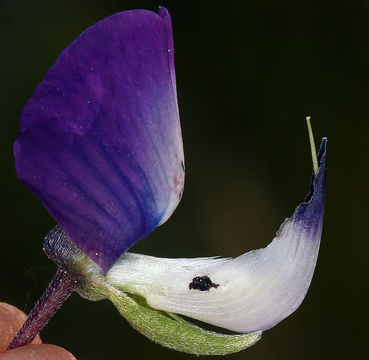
(181, 160), (185, 172)
(189, 275), (219, 291)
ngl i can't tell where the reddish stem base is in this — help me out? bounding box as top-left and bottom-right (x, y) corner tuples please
(7, 268), (76, 350)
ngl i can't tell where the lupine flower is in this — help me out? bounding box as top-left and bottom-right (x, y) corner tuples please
(11, 7), (326, 355)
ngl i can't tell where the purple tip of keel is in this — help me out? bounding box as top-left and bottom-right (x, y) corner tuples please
(14, 7), (184, 273)
(293, 138), (327, 239)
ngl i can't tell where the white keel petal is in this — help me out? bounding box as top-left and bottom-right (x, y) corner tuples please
(107, 139), (326, 333)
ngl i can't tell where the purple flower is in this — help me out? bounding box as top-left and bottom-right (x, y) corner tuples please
(14, 7), (184, 273)
(11, 7), (327, 354)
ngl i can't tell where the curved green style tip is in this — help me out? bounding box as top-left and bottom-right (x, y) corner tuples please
(306, 116), (319, 176)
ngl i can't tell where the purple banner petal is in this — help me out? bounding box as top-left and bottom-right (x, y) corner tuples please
(14, 8), (184, 272)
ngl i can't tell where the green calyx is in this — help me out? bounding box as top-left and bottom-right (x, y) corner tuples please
(81, 275), (261, 355)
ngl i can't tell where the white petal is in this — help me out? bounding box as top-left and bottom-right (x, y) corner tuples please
(106, 139), (326, 333)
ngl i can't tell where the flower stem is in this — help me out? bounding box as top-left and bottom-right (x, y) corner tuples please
(7, 267), (76, 350)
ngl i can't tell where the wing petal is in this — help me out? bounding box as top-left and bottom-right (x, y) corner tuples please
(107, 139), (327, 332)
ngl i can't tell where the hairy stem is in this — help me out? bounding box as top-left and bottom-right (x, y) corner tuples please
(7, 267), (76, 350)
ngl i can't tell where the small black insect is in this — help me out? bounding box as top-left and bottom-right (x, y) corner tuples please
(189, 275), (219, 291)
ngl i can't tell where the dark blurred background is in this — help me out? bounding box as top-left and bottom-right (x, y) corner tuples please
(0, 0), (368, 359)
